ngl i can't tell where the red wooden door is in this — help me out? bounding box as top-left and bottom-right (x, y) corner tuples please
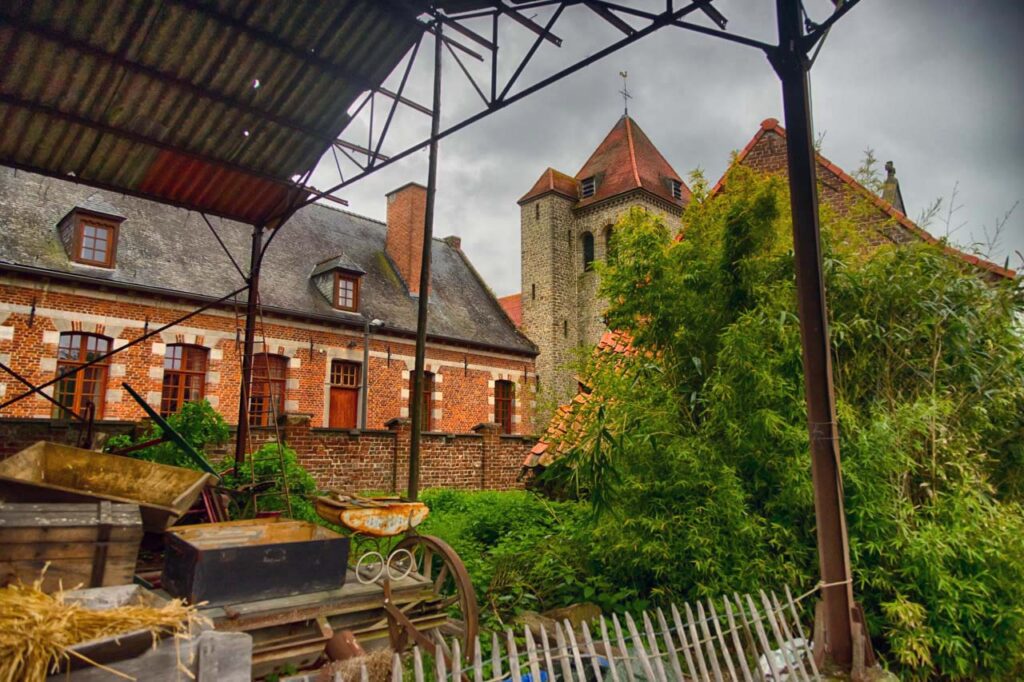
(329, 387), (359, 428)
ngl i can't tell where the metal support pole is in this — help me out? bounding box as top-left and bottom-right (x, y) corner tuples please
(771, 0), (858, 669)
(235, 224), (263, 466)
(408, 16), (443, 501)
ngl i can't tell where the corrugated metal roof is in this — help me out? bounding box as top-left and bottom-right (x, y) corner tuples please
(0, 0), (425, 225)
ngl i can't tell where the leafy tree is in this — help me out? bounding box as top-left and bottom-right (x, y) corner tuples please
(542, 166), (1024, 679)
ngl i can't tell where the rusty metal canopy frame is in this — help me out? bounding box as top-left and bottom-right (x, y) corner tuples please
(0, 0), (872, 673)
(0, 0), (428, 225)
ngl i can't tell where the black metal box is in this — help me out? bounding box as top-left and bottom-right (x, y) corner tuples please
(162, 518), (349, 606)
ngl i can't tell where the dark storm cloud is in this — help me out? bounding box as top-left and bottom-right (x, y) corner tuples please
(310, 0), (1023, 296)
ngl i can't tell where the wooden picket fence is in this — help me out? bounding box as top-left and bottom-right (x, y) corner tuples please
(358, 585), (819, 682)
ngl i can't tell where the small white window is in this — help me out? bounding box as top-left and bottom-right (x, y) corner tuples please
(581, 176), (596, 199)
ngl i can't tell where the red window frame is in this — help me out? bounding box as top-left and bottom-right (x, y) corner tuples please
(334, 272), (360, 311)
(495, 380), (515, 434)
(249, 354), (288, 426)
(409, 371), (434, 431)
(161, 344), (208, 416)
(53, 332), (110, 419)
(73, 216), (119, 267)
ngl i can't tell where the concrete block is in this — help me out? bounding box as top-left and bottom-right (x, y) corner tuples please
(43, 330), (60, 344)
(109, 363), (126, 377)
(285, 399), (299, 411)
(152, 342), (167, 355)
(206, 371), (220, 385)
(105, 389), (122, 404)
(0, 326), (13, 341)
(39, 357), (57, 372)
(148, 366), (164, 380)
(288, 356), (302, 368)
(210, 348), (223, 361)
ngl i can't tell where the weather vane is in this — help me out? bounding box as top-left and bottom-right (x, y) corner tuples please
(619, 70), (631, 116)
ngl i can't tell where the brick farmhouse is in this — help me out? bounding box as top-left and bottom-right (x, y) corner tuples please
(0, 169), (538, 489)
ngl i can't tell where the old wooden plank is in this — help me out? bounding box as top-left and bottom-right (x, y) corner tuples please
(492, 631), (504, 680)
(760, 590), (808, 682)
(413, 646), (425, 682)
(768, 591), (811, 682)
(731, 593), (760, 676)
(392, 652), (403, 682)
(472, 634), (484, 682)
(641, 609), (668, 682)
(525, 624), (544, 682)
(612, 614), (636, 682)
(539, 624), (558, 682)
(555, 617), (575, 682)
(452, 638), (463, 682)
(599, 616), (622, 682)
(721, 597), (755, 682)
(581, 619), (605, 682)
(655, 607), (685, 682)
(693, 601), (723, 682)
(670, 602), (704, 682)
(745, 594), (782, 682)
(507, 628), (522, 682)
(707, 599), (739, 682)
(564, 619), (591, 682)
(784, 585), (820, 681)
(682, 602), (712, 682)
(624, 612), (659, 682)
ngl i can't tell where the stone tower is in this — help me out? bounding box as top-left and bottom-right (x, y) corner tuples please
(518, 115), (688, 403)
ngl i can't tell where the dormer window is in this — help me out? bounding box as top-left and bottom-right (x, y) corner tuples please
(670, 179), (683, 201)
(58, 200), (125, 269)
(76, 219), (116, 267)
(311, 254), (365, 313)
(581, 176), (596, 199)
(334, 272), (360, 311)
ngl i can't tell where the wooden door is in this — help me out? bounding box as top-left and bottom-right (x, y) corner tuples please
(329, 387), (359, 428)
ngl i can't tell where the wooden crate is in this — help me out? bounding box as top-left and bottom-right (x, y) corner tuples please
(0, 501), (143, 592)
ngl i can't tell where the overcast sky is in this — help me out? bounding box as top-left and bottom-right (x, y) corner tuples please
(308, 0), (1023, 297)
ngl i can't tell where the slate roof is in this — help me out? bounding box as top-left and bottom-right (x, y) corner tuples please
(0, 167), (536, 356)
(517, 116), (689, 209)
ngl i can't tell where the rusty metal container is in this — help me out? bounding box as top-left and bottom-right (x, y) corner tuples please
(162, 518), (349, 606)
(0, 442), (211, 532)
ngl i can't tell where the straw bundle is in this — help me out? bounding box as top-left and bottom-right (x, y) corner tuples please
(0, 576), (207, 682)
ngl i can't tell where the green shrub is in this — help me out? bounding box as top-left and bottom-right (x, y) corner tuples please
(540, 167), (1024, 679)
(104, 399), (229, 469)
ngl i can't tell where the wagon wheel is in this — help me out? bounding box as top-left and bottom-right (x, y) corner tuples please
(394, 534), (479, 658)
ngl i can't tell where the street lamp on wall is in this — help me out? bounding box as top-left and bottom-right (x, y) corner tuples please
(362, 318), (384, 429)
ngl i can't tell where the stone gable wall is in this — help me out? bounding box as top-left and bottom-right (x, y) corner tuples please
(521, 189), (682, 405)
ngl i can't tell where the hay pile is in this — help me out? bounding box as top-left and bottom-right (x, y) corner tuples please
(0, 577), (207, 681)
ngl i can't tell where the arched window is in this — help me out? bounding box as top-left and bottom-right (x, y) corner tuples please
(54, 332), (110, 418)
(581, 232), (595, 271)
(161, 344), (208, 416)
(494, 380), (515, 434)
(249, 354), (288, 426)
(409, 371), (434, 431)
(604, 225), (616, 262)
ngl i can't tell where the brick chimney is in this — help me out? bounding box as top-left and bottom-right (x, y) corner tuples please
(386, 183), (429, 296)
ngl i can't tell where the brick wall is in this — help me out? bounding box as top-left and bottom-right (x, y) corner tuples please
(0, 276), (536, 434)
(0, 414), (533, 492)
